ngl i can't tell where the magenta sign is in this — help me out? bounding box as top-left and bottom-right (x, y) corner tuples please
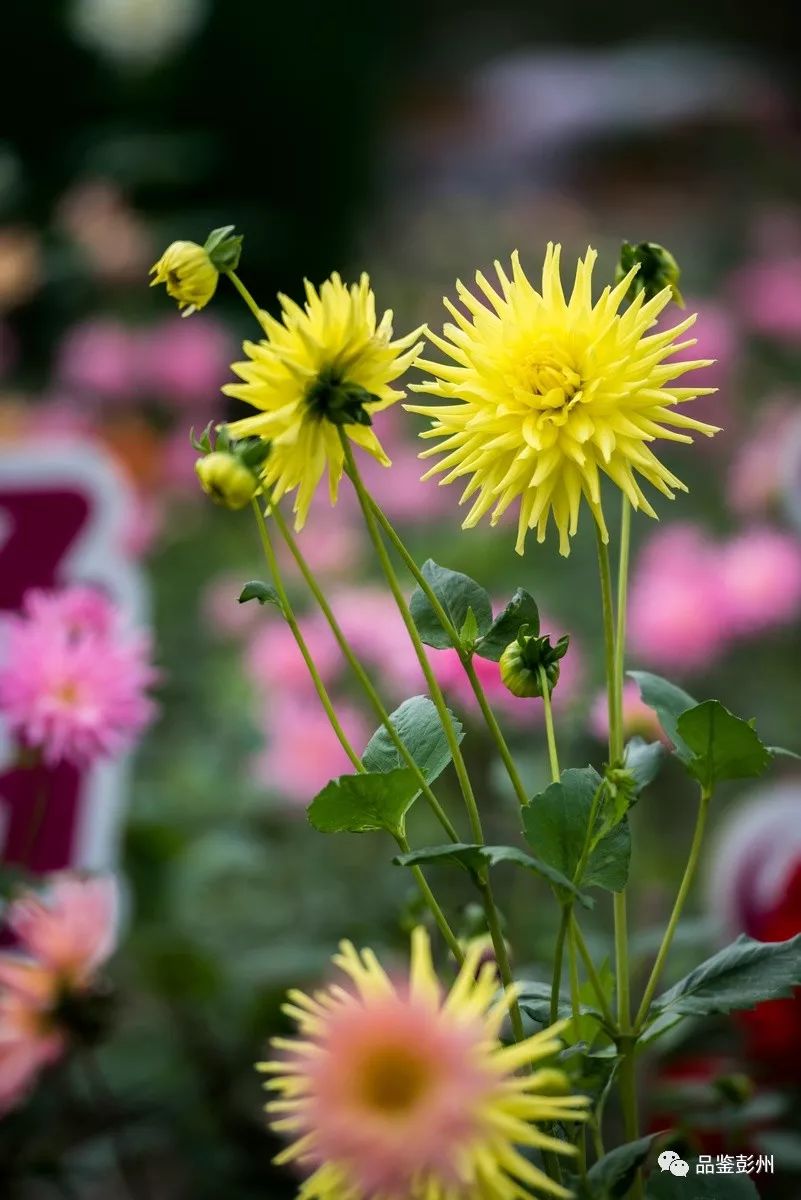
(0, 442), (145, 876)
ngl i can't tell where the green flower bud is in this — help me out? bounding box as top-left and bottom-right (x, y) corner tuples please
(616, 241), (684, 307)
(499, 627), (569, 698)
(195, 451), (258, 510)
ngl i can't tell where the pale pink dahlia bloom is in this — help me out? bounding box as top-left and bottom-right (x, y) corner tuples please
(260, 928), (588, 1200)
(0, 874), (118, 1114)
(718, 527), (801, 636)
(252, 698), (370, 806)
(0, 585), (157, 766)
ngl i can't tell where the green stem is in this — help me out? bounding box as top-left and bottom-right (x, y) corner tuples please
(251, 500), (462, 956)
(634, 788), (712, 1031)
(367, 496), (531, 809)
(251, 499), (362, 772)
(550, 904), (572, 1024)
(396, 833), (464, 964)
(342, 436), (526, 1042)
(615, 498), (632, 721)
(225, 269), (263, 327)
(568, 923), (587, 1177)
(269, 501), (459, 842)
(538, 666), (560, 784)
(573, 920), (616, 1030)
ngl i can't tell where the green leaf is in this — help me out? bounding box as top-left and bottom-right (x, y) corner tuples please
(522, 768), (631, 893)
(362, 697), (463, 794)
(651, 933), (801, 1019)
(393, 843), (591, 906)
(624, 738), (664, 792)
(476, 588), (540, 661)
(238, 580), (282, 608)
(586, 1134), (662, 1198)
(676, 700), (771, 790)
(646, 1166), (759, 1198)
(308, 769), (419, 838)
(629, 671), (696, 757)
(409, 560), (493, 650)
(459, 606), (480, 650)
(517, 981), (605, 1027)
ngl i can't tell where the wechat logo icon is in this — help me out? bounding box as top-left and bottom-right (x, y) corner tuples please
(658, 1150), (690, 1177)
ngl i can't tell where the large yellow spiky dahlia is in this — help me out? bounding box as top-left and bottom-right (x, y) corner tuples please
(259, 928), (589, 1200)
(407, 244), (719, 556)
(223, 273), (423, 529)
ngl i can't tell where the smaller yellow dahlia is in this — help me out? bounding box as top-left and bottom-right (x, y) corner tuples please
(408, 244), (720, 556)
(223, 273), (423, 529)
(259, 928), (589, 1200)
(149, 240), (218, 315)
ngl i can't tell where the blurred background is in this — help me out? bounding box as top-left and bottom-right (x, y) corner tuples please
(1, 0), (801, 1196)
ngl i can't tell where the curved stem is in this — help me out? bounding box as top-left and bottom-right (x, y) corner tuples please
(269, 502), (459, 841)
(615, 498), (632, 722)
(367, 496), (530, 809)
(225, 269), (263, 328)
(634, 788), (712, 1031)
(342, 437), (526, 1041)
(251, 500), (362, 771)
(251, 500), (462, 955)
(538, 667), (560, 784)
(568, 923), (587, 1177)
(396, 833), (464, 964)
(550, 904), (572, 1024)
(573, 920), (616, 1030)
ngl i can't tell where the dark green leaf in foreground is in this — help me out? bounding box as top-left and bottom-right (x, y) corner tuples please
(238, 580), (281, 608)
(308, 769), (418, 838)
(585, 1133), (663, 1199)
(651, 933), (801, 1019)
(362, 696), (463, 790)
(476, 588), (540, 661)
(409, 560), (493, 650)
(522, 767), (631, 893)
(393, 843), (591, 906)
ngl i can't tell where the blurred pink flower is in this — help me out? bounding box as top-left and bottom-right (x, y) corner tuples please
(247, 613), (341, 700)
(160, 426), (204, 495)
(0, 585), (157, 766)
(56, 318), (138, 402)
(588, 680), (667, 744)
(252, 698), (369, 805)
(727, 399), (801, 518)
(677, 299), (738, 435)
(718, 526), (801, 636)
(358, 442), (452, 524)
(139, 315), (235, 408)
(730, 256), (801, 343)
(9, 874), (118, 987)
(628, 524), (729, 673)
(0, 874), (118, 1114)
(20, 585), (117, 640)
(56, 180), (153, 285)
(278, 508), (365, 581)
(121, 493), (165, 559)
(330, 586), (422, 696)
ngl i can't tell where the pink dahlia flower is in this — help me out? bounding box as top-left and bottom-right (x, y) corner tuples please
(0, 585), (157, 766)
(718, 526), (801, 636)
(252, 698), (370, 806)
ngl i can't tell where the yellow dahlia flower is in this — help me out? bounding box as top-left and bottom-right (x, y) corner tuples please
(223, 273), (423, 529)
(408, 244), (719, 556)
(259, 927), (588, 1200)
(149, 240), (218, 315)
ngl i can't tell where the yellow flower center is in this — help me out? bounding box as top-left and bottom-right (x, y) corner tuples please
(354, 1044), (434, 1115)
(519, 342), (583, 425)
(54, 680), (81, 706)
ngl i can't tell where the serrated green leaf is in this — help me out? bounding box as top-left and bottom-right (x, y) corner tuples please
(409, 560), (493, 650)
(624, 737), (664, 791)
(238, 580), (281, 608)
(676, 700), (771, 790)
(651, 933), (801, 1020)
(629, 671), (696, 758)
(393, 843), (591, 906)
(308, 769), (419, 837)
(362, 697), (463, 795)
(646, 1166), (759, 1198)
(476, 588), (540, 661)
(586, 1134), (662, 1199)
(522, 768), (631, 893)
